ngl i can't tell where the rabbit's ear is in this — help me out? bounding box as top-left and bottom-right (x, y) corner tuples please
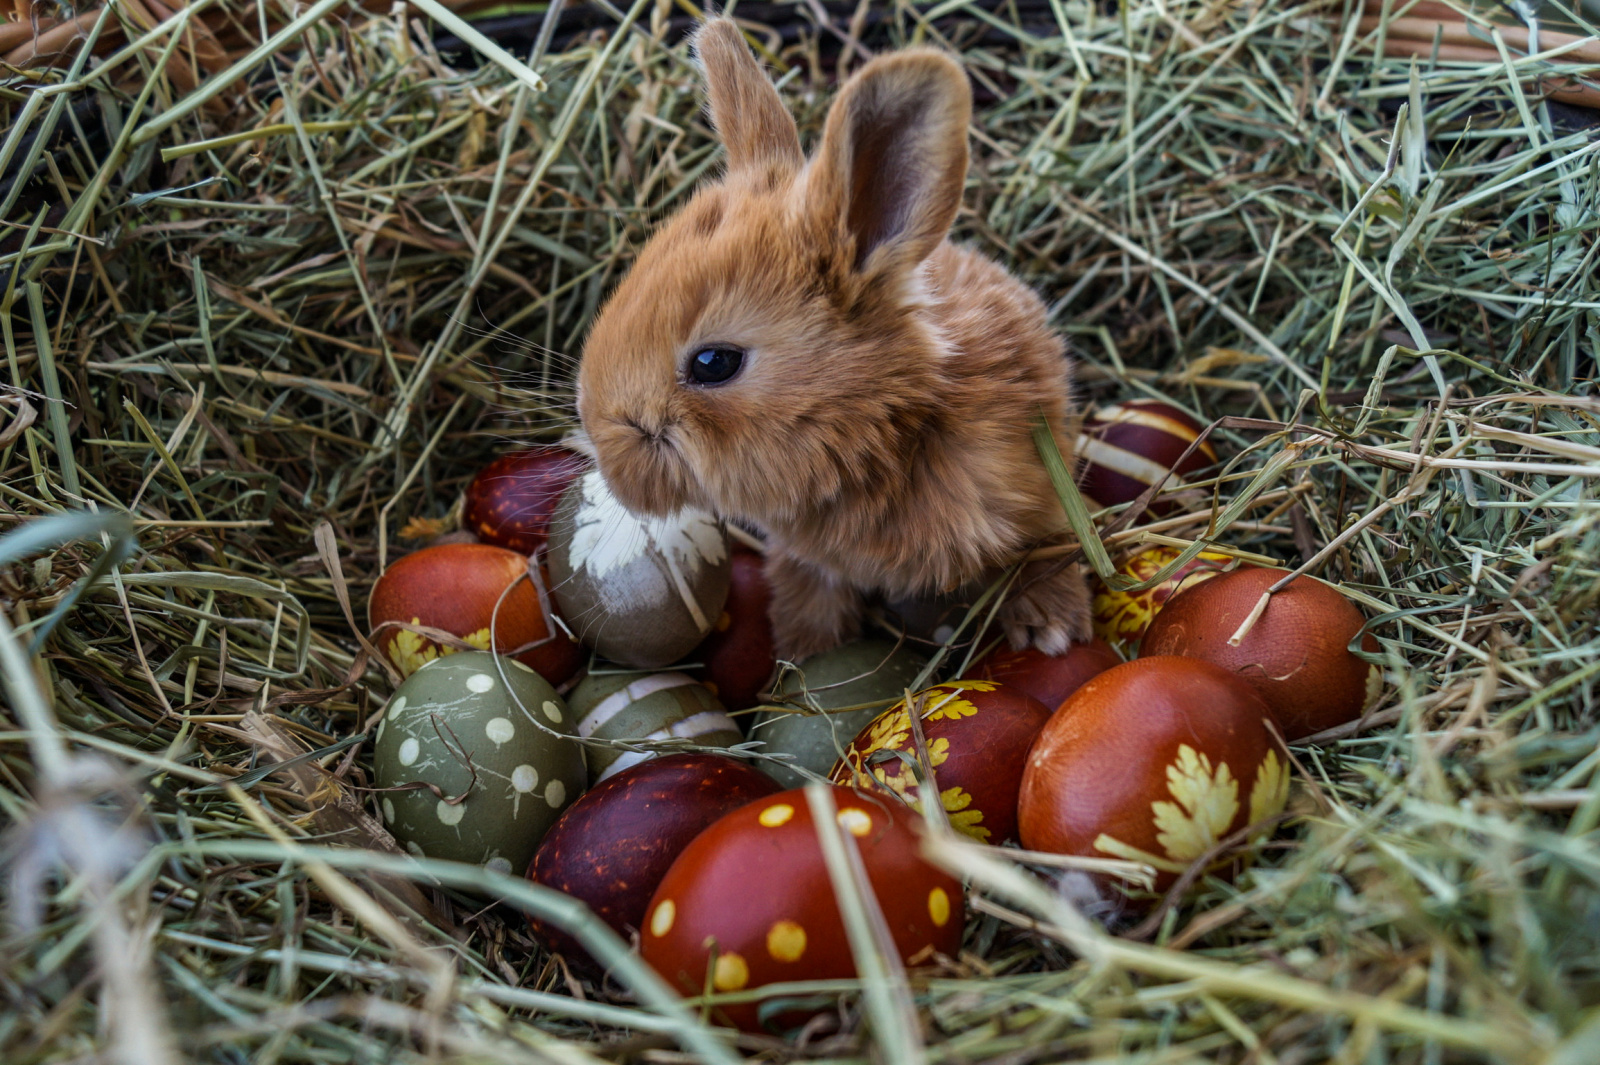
(810, 50), (970, 275)
(693, 19), (803, 172)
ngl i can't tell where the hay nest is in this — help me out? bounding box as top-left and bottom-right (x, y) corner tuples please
(3, 0), (1600, 1060)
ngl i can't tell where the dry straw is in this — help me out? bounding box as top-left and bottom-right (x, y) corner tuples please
(3, 0), (1600, 1060)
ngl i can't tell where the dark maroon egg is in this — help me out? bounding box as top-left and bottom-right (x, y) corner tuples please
(1077, 400), (1217, 512)
(526, 753), (780, 964)
(693, 543), (776, 713)
(463, 446), (587, 554)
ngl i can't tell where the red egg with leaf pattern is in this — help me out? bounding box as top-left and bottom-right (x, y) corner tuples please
(692, 543), (776, 712)
(463, 446), (587, 554)
(1091, 545), (1243, 651)
(1018, 657), (1289, 900)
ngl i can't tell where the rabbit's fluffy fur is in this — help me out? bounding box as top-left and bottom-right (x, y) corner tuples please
(576, 18), (1091, 658)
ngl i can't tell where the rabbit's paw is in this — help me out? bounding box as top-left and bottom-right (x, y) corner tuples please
(766, 551), (864, 660)
(1001, 560), (1093, 655)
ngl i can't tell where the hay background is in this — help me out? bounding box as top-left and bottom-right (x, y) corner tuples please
(3, 0), (1600, 1061)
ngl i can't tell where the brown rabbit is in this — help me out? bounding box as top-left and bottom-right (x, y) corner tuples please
(575, 18), (1091, 659)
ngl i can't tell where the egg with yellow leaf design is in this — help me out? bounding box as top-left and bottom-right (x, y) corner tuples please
(829, 680), (1052, 846)
(1090, 545), (1242, 652)
(1018, 657), (1289, 900)
(367, 543), (583, 686)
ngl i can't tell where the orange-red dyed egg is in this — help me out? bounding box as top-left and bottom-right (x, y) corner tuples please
(463, 446), (586, 554)
(641, 786), (962, 1032)
(1077, 400), (1217, 512)
(1018, 657), (1288, 899)
(527, 753), (779, 965)
(692, 543), (776, 712)
(830, 680), (1051, 846)
(966, 639), (1121, 711)
(1140, 566), (1382, 740)
(368, 543), (583, 685)
(1091, 545), (1242, 650)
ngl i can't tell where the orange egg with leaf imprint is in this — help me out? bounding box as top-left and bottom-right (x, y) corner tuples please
(368, 543), (583, 685)
(1091, 545), (1244, 650)
(1018, 657), (1289, 901)
(829, 680), (1051, 846)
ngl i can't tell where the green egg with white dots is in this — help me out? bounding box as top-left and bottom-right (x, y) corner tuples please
(373, 650), (586, 874)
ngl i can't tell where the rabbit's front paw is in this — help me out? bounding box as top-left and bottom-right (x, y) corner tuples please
(766, 551), (865, 660)
(1001, 560), (1093, 655)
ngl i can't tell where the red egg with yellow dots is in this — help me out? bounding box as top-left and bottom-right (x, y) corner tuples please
(692, 543), (777, 712)
(526, 753), (780, 965)
(641, 786), (962, 1032)
(1077, 400), (1217, 512)
(463, 446), (587, 555)
(830, 681), (1051, 846)
(1091, 545), (1244, 651)
(966, 640), (1121, 711)
(367, 543), (583, 685)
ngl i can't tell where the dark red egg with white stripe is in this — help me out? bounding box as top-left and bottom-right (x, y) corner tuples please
(1077, 400), (1217, 512)
(463, 446), (587, 555)
(526, 753), (780, 965)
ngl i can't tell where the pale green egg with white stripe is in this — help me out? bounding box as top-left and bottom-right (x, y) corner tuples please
(373, 651), (586, 873)
(567, 670), (742, 784)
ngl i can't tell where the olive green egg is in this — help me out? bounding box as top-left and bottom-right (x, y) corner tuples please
(373, 650), (586, 873)
(567, 670), (743, 784)
(548, 470), (732, 669)
(749, 640), (928, 788)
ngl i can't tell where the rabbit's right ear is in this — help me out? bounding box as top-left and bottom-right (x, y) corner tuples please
(693, 19), (803, 172)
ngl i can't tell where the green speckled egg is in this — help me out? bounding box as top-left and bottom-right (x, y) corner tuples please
(548, 470), (732, 669)
(373, 651), (586, 873)
(749, 640), (927, 788)
(567, 670), (742, 783)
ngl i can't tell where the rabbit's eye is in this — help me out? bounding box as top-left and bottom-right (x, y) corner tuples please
(687, 346), (745, 386)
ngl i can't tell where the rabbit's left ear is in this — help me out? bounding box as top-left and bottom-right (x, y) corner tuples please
(693, 19), (804, 173)
(808, 49), (971, 276)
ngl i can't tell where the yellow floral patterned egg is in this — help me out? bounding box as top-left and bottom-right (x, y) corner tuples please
(829, 680), (1052, 845)
(1090, 545), (1242, 651)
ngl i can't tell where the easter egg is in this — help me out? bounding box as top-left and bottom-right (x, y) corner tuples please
(367, 543), (583, 685)
(1018, 657), (1288, 898)
(463, 445), (587, 554)
(567, 671), (743, 784)
(641, 786), (962, 1032)
(830, 680), (1051, 845)
(882, 575), (994, 651)
(373, 651), (586, 872)
(548, 470), (732, 669)
(750, 640), (927, 789)
(1140, 566), (1382, 740)
(692, 543), (776, 711)
(526, 753), (780, 964)
(1077, 400), (1217, 511)
(1091, 545), (1241, 650)
(966, 639), (1121, 711)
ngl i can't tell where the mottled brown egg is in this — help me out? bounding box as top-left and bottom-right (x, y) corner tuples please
(641, 786), (963, 1032)
(1018, 657), (1288, 899)
(462, 446), (586, 554)
(367, 543), (583, 685)
(526, 753), (779, 964)
(966, 639), (1121, 711)
(1140, 566), (1382, 739)
(831, 680), (1051, 845)
(692, 543), (776, 712)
